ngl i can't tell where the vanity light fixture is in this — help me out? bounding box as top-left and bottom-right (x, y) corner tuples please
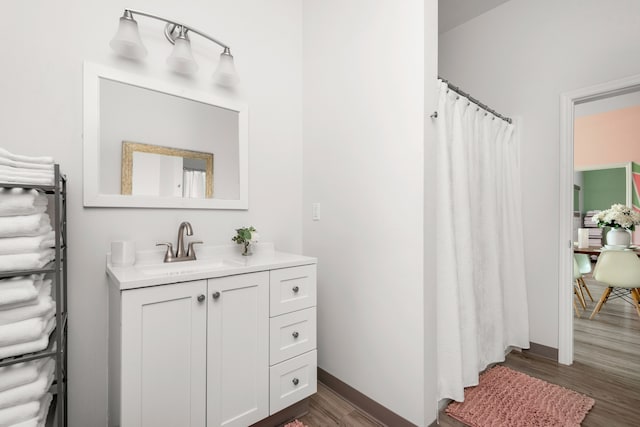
(110, 9), (239, 86)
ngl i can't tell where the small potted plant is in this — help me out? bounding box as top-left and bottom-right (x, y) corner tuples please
(592, 204), (640, 248)
(232, 226), (259, 256)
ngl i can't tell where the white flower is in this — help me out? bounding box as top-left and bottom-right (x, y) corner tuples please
(593, 204), (640, 230)
(249, 231), (260, 244)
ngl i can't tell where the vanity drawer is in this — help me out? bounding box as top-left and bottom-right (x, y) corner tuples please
(270, 307), (317, 365)
(269, 350), (317, 415)
(270, 265), (317, 316)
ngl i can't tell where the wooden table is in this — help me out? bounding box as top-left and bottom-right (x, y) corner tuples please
(574, 246), (640, 256)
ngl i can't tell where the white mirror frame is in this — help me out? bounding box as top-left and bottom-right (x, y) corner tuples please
(83, 61), (248, 209)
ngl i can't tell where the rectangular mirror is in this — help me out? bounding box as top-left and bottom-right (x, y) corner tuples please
(83, 62), (248, 209)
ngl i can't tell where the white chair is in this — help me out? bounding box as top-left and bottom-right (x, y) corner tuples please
(590, 250), (640, 319)
(573, 257), (586, 316)
(574, 253), (594, 302)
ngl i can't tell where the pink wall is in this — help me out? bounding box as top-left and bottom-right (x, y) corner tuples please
(574, 105), (640, 167)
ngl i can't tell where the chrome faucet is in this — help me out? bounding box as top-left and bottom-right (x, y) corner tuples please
(156, 221), (203, 262)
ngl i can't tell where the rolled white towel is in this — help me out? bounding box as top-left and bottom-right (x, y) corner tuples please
(0, 309), (55, 347)
(0, 276), (45, 309)
(0, 358), (49, 393)
(0, 318), (55, 363)
(0, 250), (55, 273)
(0, 232), (55, 257)
(0, 215), (51, 239)
(0, 149), (53, 166)
(0, 190), (47, 218)
(0, 175), (53, 187)
(0, 158), (53, 172)
(0, 168), (53, 180)
(0, 278), (38, 308)
(0, 399), (39, 427)
(7, 392), (50, 427)
(0, 297), (54, 327)
(0, 359), (54, 410)
(0, 157), (53, 172)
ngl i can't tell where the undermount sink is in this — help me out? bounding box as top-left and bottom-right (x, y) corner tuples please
(135, 258), (243, 276)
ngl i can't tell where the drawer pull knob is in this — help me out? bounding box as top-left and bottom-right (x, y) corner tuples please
(292, 378), (300, 386)
(197, 294), (205, 303)
(292, 331), (299, 339)
(292, 286), (300, 293)
(212, 291), (221, 299)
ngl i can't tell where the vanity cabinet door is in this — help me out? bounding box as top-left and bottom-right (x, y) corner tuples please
(207, 272), (269, 427)
(120, 280), (207, 427)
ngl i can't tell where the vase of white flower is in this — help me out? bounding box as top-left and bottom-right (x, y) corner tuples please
(592, 204), (640, 248)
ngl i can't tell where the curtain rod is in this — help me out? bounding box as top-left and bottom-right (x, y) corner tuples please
(431, 77), (513, 124)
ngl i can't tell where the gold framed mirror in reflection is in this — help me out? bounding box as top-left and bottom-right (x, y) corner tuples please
(121, 141), (214, 198)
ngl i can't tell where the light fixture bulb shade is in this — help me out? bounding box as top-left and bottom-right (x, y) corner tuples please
(110, 17), (147, 59)
(213, 51), (239, 87)
(166, 38), (199, 74)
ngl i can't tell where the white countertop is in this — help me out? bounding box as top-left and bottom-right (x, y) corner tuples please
(106, 243), (317, 290)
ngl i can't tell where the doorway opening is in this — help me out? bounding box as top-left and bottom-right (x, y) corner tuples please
(559, 74), (640, 365)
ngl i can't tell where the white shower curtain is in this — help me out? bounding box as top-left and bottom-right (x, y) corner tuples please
(183, 170), (206, 198)
(435, 81), (530, 402)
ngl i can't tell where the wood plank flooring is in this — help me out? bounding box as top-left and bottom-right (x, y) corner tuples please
(296, 273), (640, 426)
(574, 278), (640, 383)
(297, 383), (385, 427)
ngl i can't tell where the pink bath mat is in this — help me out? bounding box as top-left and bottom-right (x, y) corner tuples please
(446, 365), (595, 427)
(283, 421), (308, 427)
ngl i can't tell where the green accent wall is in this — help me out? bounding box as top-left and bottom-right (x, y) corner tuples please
(574, 186), (580, 211)
(583, 168), (626, 212)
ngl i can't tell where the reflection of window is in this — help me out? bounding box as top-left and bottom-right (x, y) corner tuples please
(121, 141), (214, 198)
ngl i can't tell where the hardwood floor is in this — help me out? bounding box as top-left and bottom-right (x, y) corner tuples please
(296, 383), (385, 427)
(297, 275), (640, 427)
(574, 277), (640, 383)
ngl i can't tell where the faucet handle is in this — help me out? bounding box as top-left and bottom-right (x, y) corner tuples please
(156, 242), (175, 262)
(186, 241), (203, 258)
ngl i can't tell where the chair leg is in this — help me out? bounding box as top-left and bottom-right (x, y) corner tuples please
(630, 288), (640, 319)
(590, 287), (613, 319)
(573, 298), (581, 317)
(575, 282), (586, 309)
(579, 277), (594, 302)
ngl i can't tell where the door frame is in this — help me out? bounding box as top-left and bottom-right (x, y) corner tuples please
(558, 73), (640, 365)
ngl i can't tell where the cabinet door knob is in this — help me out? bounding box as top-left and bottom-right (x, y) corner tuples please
(292, 378), (299, 386)
(292, 331), (299, 339)
(212, 291), (221, 299)
(197, 294), (205, 302)
(292, 286), (300, 293)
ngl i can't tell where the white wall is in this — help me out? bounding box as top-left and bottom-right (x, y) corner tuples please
(439, 0), (640, 348)
(303, 1), (436, 425)
(0, 1), (302, 425)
